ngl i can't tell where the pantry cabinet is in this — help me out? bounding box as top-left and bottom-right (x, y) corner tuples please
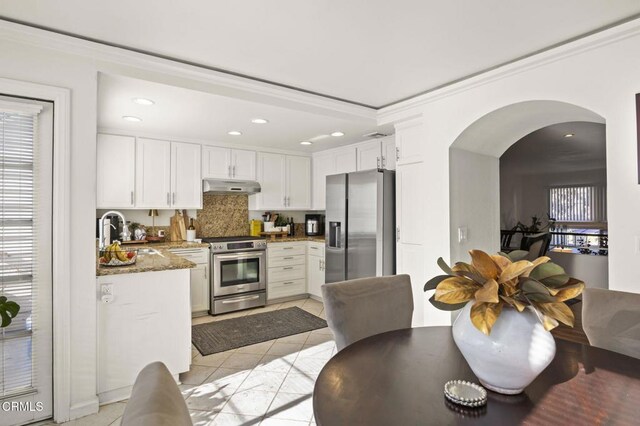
(135, 138), (202, 209)
(202, 146), (256, 180)
(251, 153), (310, 210)
(97, 134), (136, 208)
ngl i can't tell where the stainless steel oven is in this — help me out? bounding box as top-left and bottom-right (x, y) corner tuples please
(204, 236), (268, 315)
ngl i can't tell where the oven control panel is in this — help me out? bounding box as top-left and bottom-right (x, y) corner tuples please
(210, 240), (267, 253)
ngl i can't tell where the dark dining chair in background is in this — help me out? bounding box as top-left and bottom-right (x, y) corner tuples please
(520, 232), (552, 260)
(500, 229), (516, 252)
(582, 288), (640, 359)
(321, 274), (414, 352)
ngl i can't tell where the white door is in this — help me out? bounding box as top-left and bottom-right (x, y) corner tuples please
(136, 138), (172, 208)
(307, 254), (324, 298)
(256, 152), (285, 209)
(0, 98), (53, 424)
(202, 146), (231, 179)
(189, 265), (209, 314)
(312, 154), (336, 210)
(335, 147), (357, 173)
(231, 149), (256, 181)
(357, 141), (382, 171)
(396, 163), (425, 245)
(171, 142), (202, 209)
(96, 134), (135, 208)
(381, 137), (396, 170)
(286, 156), (311, 209)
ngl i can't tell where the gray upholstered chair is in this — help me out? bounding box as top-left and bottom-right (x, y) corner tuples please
(121, 362), (191, 426)
(582, 288), (640, 359)
(321, 274), (414, 352)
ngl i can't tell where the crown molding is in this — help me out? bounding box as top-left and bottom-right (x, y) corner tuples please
(378, 17), (640, 125)
(0, 19), (377, 121)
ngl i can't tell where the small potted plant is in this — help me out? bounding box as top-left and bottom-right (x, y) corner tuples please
(424, 250), (584, 394)
(0, 295), (20, 328)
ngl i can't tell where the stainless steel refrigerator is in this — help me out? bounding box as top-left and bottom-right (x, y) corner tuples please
(325, 169), (395, 283)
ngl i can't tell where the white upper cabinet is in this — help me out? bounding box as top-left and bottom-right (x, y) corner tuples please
(395, 120), (423, 165)
(171, 142), (202, 209)
(311, 146), (357, 210)
(135, 138), (202, 209)
(202, 146), (256, 180)
(135, 138), (172, 208)
(97, 134), (136, 208)
(356, 136), (396, 171)
(251, 153), (310, 210)
(286, 155), (311, 209)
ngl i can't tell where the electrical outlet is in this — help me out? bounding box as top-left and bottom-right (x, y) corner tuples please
(101, 284), (113, 295)
(458, 226), (468, 243)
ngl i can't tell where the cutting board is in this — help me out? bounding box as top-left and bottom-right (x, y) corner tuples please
(170, 210), (187, 241)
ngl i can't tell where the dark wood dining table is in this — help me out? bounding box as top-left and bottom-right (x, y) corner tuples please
(313, 327), (640, 425)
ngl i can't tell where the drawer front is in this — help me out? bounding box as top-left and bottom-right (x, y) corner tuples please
(268, 264), (305, 282)
(307, 242), (324, 257)
(268, 278), (306, 300)
(268, 254), (305, 268)
(268, 243), (306, 258)
(168, 248), (209, 264)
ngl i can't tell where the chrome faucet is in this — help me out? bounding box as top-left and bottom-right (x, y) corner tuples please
(99, 210), (126, 250)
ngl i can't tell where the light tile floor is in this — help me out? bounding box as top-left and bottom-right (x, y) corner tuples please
(54, 298), (331, 426)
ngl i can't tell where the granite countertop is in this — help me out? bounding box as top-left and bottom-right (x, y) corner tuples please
(266, 236), (325, 243)
(96, 248), (197, 276)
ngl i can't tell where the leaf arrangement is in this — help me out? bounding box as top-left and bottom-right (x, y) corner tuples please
(424, 250), (584, 335)
(0, 295), (20, 328)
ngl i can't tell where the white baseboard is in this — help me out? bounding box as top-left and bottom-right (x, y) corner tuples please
(67, 397), (99, 422)
(308, 294), (323, 302)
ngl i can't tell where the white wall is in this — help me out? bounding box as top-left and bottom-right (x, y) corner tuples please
(449, 148), (500, 263)
(500, 168), (607, 229)
(0, 39), (99, 417)
(380, 20), (640, 313)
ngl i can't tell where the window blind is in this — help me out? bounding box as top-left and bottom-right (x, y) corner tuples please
(549, 185), (607, 223)
(0, 108), (39, 399)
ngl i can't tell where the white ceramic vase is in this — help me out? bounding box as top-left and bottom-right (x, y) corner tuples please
(452, 301), (556, 394)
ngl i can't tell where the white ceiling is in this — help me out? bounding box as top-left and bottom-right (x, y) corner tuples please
(2, 1), (640, 107)
(500, 122), (606, 175)
(98, 74), (389, 152)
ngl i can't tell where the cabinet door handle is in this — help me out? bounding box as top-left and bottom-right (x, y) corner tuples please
(396, 147), (400, 161)
(283, 196), (286, 206)
(283, 247), (294, 250)
(377, 157), (380, 169)
(233, 165), (236, 177)
(283, 266), (294, 270)
(396, 227), (400, 242)
(172, 192), (176, 205)
(283, 256), (294, 260)
(166, 192), (170, 205)
(382, 156), (386, 168)
(203, 266), (207, 279)
(283, 281), (295, 285)
(228, 165), (232, 178)
(130, 191), (134, 205)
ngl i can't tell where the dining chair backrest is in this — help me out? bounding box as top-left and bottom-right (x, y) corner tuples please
(520, 232), (551, 259)
(582, 288), (640, 359)
(321, 274), (414, 352)
(500, 229), (516, 251)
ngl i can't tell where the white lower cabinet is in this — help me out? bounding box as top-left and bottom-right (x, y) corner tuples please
(307, 242), (325, 299)
(168, 248), (210, 316)
(267, 242), (307, 300)
(97, 269), (191, 404)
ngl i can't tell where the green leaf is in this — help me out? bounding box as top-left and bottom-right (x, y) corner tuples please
(529, 263), (566, 283)
(424, 275), (451, 292)
(520, 277), (556, 302)
(437, 257), (454, 276)
(507, 250), (529, 261)
(0, 297), (20, 328)
(539, 274), (570, 288)
(429, 294), (467, 311)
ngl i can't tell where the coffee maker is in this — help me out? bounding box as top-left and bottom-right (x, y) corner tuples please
(305, 214), (324, 236)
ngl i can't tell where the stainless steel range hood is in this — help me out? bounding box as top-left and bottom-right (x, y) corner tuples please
(203, 179), (261, 194)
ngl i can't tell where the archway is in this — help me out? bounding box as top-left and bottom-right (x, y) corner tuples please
(448, 100), (607, 287)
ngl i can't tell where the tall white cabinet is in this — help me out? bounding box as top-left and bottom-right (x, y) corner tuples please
(135, 138), (202, 209)
(97, 134), (136, 208)
(356, 136), (396, 171)
(251, 153), (310, 210)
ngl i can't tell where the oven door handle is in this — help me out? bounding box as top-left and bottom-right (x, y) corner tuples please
(221, 295), (261, 304)
(213, 252), (265, 261)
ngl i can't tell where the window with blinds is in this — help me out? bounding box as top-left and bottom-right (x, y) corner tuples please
(0, 109), (38, 399)
(549, 185), (607, 223)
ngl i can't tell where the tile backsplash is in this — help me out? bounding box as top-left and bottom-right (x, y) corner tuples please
(196, 194), (250, 237)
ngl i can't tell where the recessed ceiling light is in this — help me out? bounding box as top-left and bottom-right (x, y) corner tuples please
(132, 97), (155, 106)
(122, 116), (142, 122)
(564, 133), (575, 138)
(228, 131), (242, 136)
(300, 141), (312, 145)
(251, 118), (269, 124)
(331, 131), (345, 137)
